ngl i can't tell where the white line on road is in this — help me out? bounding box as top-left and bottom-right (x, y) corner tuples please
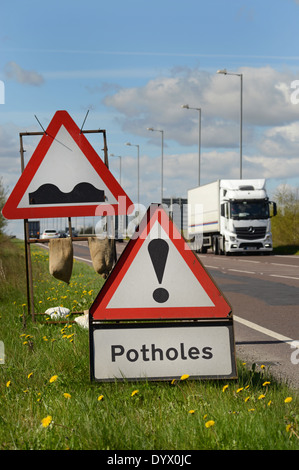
(74, 256), (92, 264)
(234, 315), (295, 345)
(270, 274), (299, 281)
(271, 262), (299, 268)
(228, 269), (255, 274)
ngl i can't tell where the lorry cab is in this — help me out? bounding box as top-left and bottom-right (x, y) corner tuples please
(219, 183), (277, 254)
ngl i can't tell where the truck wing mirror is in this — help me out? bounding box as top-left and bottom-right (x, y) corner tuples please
(270, 201), (277, 217)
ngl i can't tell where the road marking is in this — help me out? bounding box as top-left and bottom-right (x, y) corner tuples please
(74, 255), (92, 264)
(270, 274), (299, 281)
(241, 260), (260, 264)
(234, 315), (294, 345)
(271, 262), (299, 268)
(228, 269), (255, 274)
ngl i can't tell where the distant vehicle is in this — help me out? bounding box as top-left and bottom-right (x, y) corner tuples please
(188, 179), (277, 255)
(28, 220), (40, 239)
(40, 229), (60, 239)
(58, 230), (67, 238)
(65, 227), (78, 238)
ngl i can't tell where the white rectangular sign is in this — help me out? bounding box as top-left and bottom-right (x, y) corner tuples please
(90, 321), (236, 382)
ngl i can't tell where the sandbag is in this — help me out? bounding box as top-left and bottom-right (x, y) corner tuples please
(88, 236), (116, 278)
(49, 238), (73, 284)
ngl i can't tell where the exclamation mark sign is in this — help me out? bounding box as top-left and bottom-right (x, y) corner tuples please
(148, 238), (169, 303)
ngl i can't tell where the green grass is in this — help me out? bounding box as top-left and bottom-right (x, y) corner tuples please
(273, 245), (299, 255)
(0, 237), (298, 450)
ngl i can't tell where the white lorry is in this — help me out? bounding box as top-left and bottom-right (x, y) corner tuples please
(188, 179), (277, 255)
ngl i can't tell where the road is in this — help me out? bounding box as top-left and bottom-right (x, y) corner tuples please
(61, 241), (299, 390)
(198, 252), (299, 390)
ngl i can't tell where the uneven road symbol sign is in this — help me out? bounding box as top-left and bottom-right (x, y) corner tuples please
(2, 110), (133, 219)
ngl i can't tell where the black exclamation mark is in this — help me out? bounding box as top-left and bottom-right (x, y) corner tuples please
(148, 239), (169, 303)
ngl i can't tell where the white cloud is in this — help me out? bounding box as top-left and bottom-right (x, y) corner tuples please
(103, 66), (299, 148)
(4, 61), (44, 86)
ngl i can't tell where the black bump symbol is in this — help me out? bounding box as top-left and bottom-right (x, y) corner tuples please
(148, 239), (169, 303)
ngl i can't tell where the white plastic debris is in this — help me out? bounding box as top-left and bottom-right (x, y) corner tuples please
(45, 306), (70, 320)
(74, 312), (89, 329)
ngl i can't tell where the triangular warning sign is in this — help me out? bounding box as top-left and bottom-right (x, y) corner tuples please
(90, 204), (232, 321)
(2, 110), (133, 219)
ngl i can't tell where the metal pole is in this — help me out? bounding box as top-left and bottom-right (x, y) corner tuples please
(216, 70), (243, 179)
(161, 130), (164, 203)
(198, 109), (201, 186)
(20, 133), (36, 321)
(181, 105), (201, 186)
(240, 73), (243, 179)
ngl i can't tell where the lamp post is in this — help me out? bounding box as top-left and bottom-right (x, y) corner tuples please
(217, 69), (243, 179)
(109, 154), (122, 186)
(181, 104), (201, 186)
(147, 127), (164, 203)
(125, 142), (140, 207)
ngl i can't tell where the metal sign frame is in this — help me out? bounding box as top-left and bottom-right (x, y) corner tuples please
(14, 123), (116, 321)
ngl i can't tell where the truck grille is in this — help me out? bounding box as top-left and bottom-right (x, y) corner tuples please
(235, 226), (266, 240)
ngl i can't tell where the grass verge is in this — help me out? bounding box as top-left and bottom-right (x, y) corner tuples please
(0, 237), (298, 450)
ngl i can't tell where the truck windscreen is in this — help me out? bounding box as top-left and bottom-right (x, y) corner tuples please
(230, 200), (269, 220)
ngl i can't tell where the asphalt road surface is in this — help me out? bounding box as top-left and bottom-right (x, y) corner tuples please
(58, 241), (299, 390)
(198, 252), (299, 390)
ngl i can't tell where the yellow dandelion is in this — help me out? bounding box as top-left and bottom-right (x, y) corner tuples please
(41, 415), (52, 428)
(222, 384), (229, 392)
(27, 372), (33, 379)
(49, 375), (58, 383)
(170, 379), (176, 385)
(260, 364), (265, 369)
(236, 387), (243, 393)
(97, 395), (104, 401)
(189, 410), (195, 414)
(244, 396), (250, 402)
(180, 374), (189, 381)
(286, 424), (292, 433)
(262, 381), (270, 387)
(131, 390), (139, 397)
(6, 380), (11, 388)
(258, 394), (265, 400)
(284, 397), (292, 403)
(63, 393), (71, 399)
(248, 408), (255, 412)
(267, 400), (272, 406)
(205, 420), (215, 428)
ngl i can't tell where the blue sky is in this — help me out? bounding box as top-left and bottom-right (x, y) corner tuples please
(1, 0), (299, 237)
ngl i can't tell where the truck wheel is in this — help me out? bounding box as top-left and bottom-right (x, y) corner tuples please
(212, 237), (219, 255)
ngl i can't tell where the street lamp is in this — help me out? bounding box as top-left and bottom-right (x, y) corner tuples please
(109, 154), (122, 186)
(181, 104), (201, 186)
(217, 68), (243, 179)
(147, 127), (164, 203)
(125, 142), (140, 207)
